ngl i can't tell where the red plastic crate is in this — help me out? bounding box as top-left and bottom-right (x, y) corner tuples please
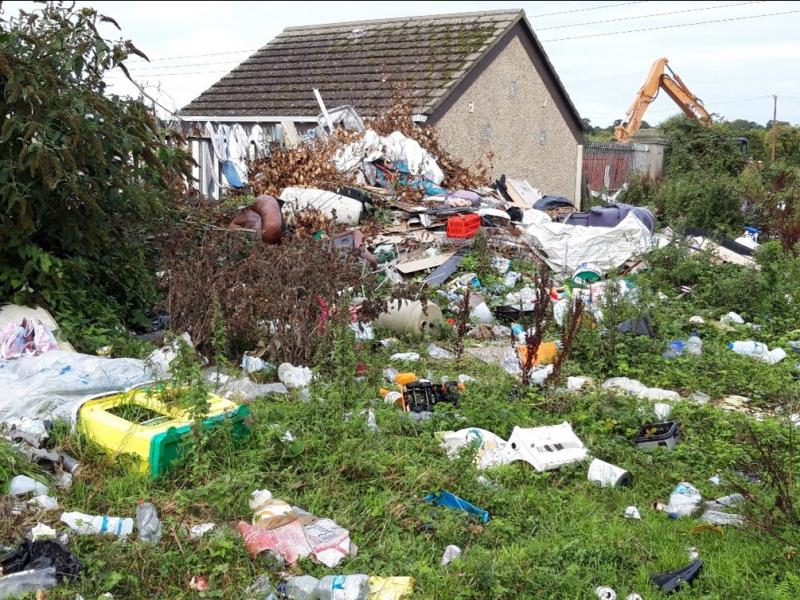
(446, 214), (481, 239)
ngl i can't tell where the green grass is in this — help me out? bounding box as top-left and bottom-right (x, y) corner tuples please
(16, 335), (797, 599)
(6, 247), (800, 599)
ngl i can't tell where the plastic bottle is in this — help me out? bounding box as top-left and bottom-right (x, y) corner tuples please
(316, 575), (369, 600)
(0, 567), (57, 598)
(662, 340), (685, 359)
(7, 475), (49, 497)
(60, 511), (134, 537)
(136, 502), (162, 543)
(728, 340), (769, 358)
(511, 323), (526, 344)
(382, 367), (398, 384)
(686, 331), (702, 356)
(282, 575), (320, 600)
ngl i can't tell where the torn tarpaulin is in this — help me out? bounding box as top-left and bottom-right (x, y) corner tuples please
(523, 210), (652, 276)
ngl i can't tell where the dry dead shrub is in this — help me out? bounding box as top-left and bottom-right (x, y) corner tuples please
(249, 128), (360, 198)
(162, 209), (389, 364)
(247, 92), (491, 202)
(367, 92), (493, 192)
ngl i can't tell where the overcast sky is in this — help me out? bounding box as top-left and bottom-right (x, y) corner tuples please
(5, 1), (800, 127)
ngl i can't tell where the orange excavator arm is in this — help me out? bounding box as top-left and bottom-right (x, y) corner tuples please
(614, 58), (712, 143)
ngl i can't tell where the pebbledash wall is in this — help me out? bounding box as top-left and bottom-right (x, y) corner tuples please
(429, 27), (584, 203)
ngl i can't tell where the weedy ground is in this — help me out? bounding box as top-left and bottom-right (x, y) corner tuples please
(2, 245), (800, 600)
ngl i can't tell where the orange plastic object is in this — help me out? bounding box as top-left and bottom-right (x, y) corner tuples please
(516, 341), (558, 366)
(395, 372), (417, 386)
(446, 214), (480, 239)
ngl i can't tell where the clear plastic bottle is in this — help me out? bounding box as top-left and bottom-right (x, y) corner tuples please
(282, 575), (320, 600)
(60, 511), (134, 537)
(316, 575), (369, 600)
(728, 340), (769, 358)
(136, 502), (162, 543)
(686, 331), (702, 356)
(0, 567), (57, 598)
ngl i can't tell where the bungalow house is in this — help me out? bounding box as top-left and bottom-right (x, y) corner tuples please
(179, 9), (585, 202)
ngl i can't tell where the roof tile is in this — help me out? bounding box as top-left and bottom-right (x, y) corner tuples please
(181, 10), (521, 117)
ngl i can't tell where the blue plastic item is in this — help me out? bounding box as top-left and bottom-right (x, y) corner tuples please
(424, 490), (490, 523)
(663, 340), (685, 359)
(221, 161), (244, 188)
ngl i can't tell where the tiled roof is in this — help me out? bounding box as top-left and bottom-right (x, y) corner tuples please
(180, 10), (524, 118)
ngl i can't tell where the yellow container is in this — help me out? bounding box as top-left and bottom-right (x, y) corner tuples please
(78, 386), (248, 478)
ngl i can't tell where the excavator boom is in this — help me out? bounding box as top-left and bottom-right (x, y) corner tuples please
(614, 58), (711, 143)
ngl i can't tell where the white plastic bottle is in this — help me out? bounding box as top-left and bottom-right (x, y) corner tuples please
(728, 340), (768, 359)
(686, 331), (702, 356)
(60, 511), (134, 537)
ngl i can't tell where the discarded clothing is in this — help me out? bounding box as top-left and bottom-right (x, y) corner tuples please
(650, 559), (703, 594)
(0, 318), (58, 360)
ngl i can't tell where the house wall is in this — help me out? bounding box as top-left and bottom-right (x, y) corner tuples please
(433, 33), (580, 201)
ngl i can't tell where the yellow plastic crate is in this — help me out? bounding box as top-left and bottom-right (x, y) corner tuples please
(77, 385), (249, 478)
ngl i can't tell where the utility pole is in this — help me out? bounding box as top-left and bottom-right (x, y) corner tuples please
(770, 94), (778, 163)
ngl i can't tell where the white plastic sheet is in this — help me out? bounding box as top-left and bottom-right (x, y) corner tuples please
(333, 129), (444, 185)
(0, 351), (153, 421)
(279, 187), (363, 225)
(524, 211), (652, 275)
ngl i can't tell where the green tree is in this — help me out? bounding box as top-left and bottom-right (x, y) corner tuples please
(0, 2), (191, 346)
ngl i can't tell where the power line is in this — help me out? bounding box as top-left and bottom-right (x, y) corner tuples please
(105, 69), (231, 79)
(127, 48), (256, 63)
(541, 7), (800, 42)
(538, 1), (763, 30)
(530, 1), (645, 18)
(121, 2), (645, 65)
(125, 58), (241, 72)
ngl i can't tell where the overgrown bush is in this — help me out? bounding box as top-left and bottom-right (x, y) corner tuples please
(653, 172), (742, 232)
(162, 209), (409, 364)
(662, 117), (747, 178)
(0, 2), (191, 348)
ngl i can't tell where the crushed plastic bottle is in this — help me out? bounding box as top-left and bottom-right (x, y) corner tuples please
(441, 544), (462, 565)
(136, 502), (162, 543)
(245, 574), (278, 600)
(686, 331), (702, 355)
(316, 575), (369, 600)
(8, 475), (49, 497)
(654, 482), (702, 519)
(427, 343), (454, 360)
(60, 511), (134, 537)
(0, 567), (57, 599)
(282, 575), (319, 600)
